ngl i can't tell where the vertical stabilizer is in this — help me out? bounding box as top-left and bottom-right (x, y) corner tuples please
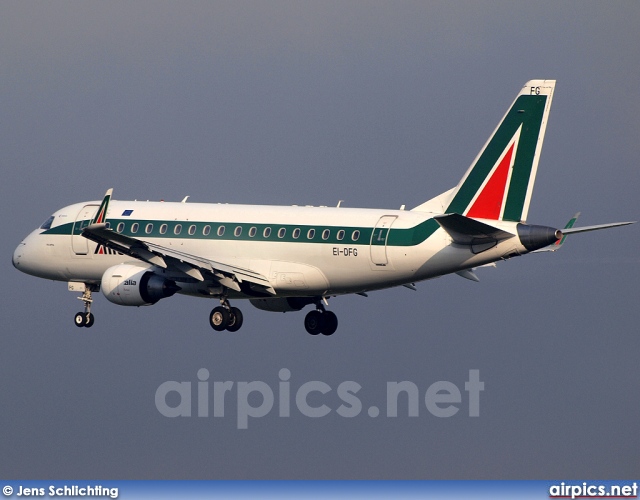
(417, 81), (555, 222)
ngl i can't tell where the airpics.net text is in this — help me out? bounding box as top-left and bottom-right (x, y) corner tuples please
(155, 369), (484, 429)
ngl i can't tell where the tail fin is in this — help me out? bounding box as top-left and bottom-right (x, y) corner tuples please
(91, 188), (113, 225)
(416, 80), (555, 222)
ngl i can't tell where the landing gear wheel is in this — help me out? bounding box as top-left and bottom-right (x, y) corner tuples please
(74, 312), (87, 327)
(75, 284), (97, 329)
(321, 311), (338, 336)
(210, 306), (230, 331)
(226, 307), (244, 332)
(304, 310), (324, 335)
(85, 313), (95, 328)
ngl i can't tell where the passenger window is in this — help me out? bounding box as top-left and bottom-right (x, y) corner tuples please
(263, 227), (272, 238)
(278, 228), (286, 238)
(105, 222), (111, 230)
(337, 230), (345, 241)
(322, 229), (330, 240)
(117, 222), (125, 233)
(307, 229), (315, 239)
(131, 223), (139, 234)
(160, 224), (168, 235)
(174, 224), (182, 235)
(203, 225), (211, 236)
(249, 227), (257, 237)
(352, 230), (360, 242)
(217, 225), (225, 236)
(292, 228), (301, 239)
(145, 223), (153, 234)
(189, 225), (196, 235)
(234, 226), (242, 237)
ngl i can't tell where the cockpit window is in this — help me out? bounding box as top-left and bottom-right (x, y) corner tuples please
(40, 215), (55, 230)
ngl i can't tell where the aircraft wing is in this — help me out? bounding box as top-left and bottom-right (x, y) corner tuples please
(82, 223), (276, 295)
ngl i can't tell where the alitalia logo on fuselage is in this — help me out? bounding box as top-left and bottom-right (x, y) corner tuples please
(94, 244), (123, 256)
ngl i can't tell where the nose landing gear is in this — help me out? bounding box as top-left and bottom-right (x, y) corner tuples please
(74, 284), (98, 328)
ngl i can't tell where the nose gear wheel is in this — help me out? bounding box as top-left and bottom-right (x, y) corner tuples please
(73, 284), (98, 328)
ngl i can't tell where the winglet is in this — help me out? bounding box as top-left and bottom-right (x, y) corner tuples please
(536, 212), (580, 252)
(559, 212), (581, 239)
(91, 189), (113, 225)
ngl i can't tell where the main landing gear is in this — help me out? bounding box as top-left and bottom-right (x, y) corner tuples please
(304, 302), (338, 336)
(209, 297), (244, 332)
(208, 296), (339, 335)
(74, 285), (97, 328)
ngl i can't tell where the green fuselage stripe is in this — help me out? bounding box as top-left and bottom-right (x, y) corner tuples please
(45, 217), (440, 247)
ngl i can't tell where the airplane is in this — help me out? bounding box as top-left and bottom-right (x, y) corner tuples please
(12, 80), (634, 335)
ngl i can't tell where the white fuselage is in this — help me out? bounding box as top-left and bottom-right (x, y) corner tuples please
(13, 198), (528, 300)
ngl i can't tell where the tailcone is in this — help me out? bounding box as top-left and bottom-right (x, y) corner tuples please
(517, 223), (562, 252)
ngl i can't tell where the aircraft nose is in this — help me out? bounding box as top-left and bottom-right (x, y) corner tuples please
(12, 243), (24, 269)
(13, 231), (64, 280)
(12, 236), (40, 276)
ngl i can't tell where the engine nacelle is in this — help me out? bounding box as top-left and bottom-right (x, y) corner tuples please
(101, 264), (181, 306)
(250, 297), (314, 313)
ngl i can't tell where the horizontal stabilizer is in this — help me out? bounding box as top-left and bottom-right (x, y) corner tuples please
(532, 217), (634, 253)
(434, 213), (515, 253)
(559, 220), (635, 235)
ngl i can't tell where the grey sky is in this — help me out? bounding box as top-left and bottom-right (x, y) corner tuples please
(1, 1), (639, 479)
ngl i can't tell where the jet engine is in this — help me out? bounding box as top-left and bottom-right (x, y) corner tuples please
(101, 264), (181, 306)
(250, 297), (315, 313)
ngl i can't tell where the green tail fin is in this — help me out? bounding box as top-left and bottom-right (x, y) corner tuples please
(445, 80), (555, 222)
